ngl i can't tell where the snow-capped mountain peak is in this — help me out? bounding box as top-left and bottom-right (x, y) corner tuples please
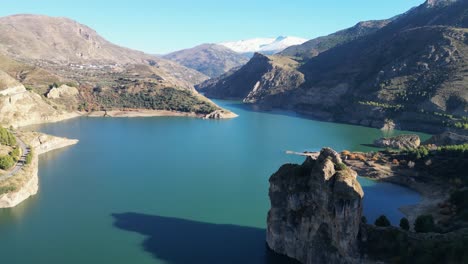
(220, 36), (308, 54)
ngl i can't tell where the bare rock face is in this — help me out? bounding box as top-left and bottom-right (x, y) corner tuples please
(425, 0), (459, 8)
(46, 84), (79, 99)
(203, 110), (238, 119)
(374, 134), (421, 149)
(267, 148), (364, 264)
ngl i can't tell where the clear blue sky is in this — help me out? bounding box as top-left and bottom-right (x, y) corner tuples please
(1, 0), (425, 54)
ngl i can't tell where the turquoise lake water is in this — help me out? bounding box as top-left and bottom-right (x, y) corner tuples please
(0, 100), (429, 263)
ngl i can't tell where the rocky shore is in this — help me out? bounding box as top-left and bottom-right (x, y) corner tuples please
(277, 144), (468, 263)
(287, 146), (456, 229)
(86, 109), (238, 119)
(0, 132), (78, 208)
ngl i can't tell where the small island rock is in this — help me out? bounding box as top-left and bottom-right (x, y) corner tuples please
(267, 147), (364, 264)
(374, 134), (421, 149)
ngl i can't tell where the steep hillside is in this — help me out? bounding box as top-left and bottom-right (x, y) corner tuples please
(0, 70), (78, 127)
(197, 53), (304, 101)
(286, 0), (468, 132)
(197, 19), (387, 102)
(0, 14), (208, 89)
(199, 0), (468, 133)
(280, 20), (390, 60)
(0, 15), (233, 117)
(163, 44), (249, 78)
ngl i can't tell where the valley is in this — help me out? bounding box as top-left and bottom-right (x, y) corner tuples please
(0, 0), (467, 263)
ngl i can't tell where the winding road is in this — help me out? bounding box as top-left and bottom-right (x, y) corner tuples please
(0, 133), (29, 181)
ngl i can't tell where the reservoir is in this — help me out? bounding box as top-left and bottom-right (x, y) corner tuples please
(0, 100), (428, 264)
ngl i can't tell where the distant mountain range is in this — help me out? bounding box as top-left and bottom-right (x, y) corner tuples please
(163, 36), (307, 77)
(197, 0), (468, 133)
(163, 44), (249, 78)
(219, 36), (308, 55)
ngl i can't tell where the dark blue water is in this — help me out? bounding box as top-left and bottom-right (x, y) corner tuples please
(0, 100), (428, 263)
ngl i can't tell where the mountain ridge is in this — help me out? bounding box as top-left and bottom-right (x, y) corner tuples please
(197, 0), (468, 133)
(0, 14), (238, 119)
(163, 44), (249, 78)
(0, 14), (208, 89)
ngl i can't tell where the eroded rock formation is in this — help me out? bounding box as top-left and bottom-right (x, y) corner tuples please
(374, 134), (421, 149)
(267, 148), (364, 264)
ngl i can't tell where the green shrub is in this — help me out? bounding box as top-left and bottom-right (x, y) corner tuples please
(25, 150), (33, 165)
(375, 215), (391, 227)
(95, 88), (218, 115)
(10, 147), (20, 162)
(0, 127), (16, 146)
(0, 155), (15, 170)
(436, 144), (468, 157)
(10, 147), (20, 158)
(414, 215), (435, 233)
(400, 217), (410, 231)
(335, 162), (348, 171)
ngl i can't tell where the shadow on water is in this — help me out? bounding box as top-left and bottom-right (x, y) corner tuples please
(220, 101), (306, 120)
(112, 212), (299, 264)
(360, 143), (380, 148)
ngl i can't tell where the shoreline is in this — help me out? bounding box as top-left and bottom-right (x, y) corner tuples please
(85, 109), (238, 119)
(6, 107), (239, 129)
(344, 156), (449, 226)
(0, 107), (237, 209)
(0, 132), (79, 208)
(286, 150), (446, 225)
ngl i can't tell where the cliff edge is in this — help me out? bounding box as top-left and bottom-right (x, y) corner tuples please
(267, 148), (364, 264)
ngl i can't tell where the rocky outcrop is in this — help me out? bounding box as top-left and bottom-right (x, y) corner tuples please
(197, 53), (304, 101)
(0, 133), (78, 208)
(374, 134), (421, 149)
(267, 148), (364, 264)
(425, 131), (468, 146)
(46, 84), (79, 99)
(0, 84), (80, 128)
(0, 70), (22, 91)
(0, 85), (27, 96)
(27, 133), (79, 155)
(204, 110), (238, 119)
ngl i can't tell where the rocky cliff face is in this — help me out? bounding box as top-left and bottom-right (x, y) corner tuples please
(0, 76), (80, 128)
(198, 53), (304, 101)
(46, 84), (79, 99)
(425, 131), (468, 145)
(374, 134), (421, 149)
(267, 148), (364, 264)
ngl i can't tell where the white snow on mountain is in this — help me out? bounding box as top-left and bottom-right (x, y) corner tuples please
(219, 36), (308, 54)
